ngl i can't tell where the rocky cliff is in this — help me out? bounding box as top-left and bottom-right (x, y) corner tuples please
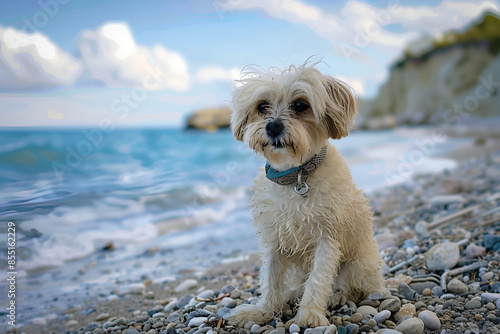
(359, 12), (500, 129)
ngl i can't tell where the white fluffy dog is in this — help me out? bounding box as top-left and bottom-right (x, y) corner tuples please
(225, 61), (388, 328)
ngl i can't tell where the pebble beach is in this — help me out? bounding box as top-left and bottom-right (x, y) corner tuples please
(8, 147), (500, 334)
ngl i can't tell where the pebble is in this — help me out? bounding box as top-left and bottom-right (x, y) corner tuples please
(417, 310), (441, 330)
(397, 283), (418, 301)
(345, 323), (359, 334)
(176, 279), (198, 292)
(464, 244), (485, 258)
(357, 305), (378, 317)
(394, 304), (416, 322)
(177, 295), (194, 309)
(465, 299), (482, 310)
(379, 298), (401, 313)
(188, 317), (208, 327)
(289, 324), (300, 334)
(358, 299), (380, 307)
(324, 325), (337, 334)
(395, 317), (424, 334)
(250, 324), (261, 334)
(349, 313), (363, 323)
(368, 292), (384, 300)
(425, 242), (460, 270)
(217, 307), (231, 318)
(197, 290), (215, 300)
(431, 286), (443, 297)
(429, 194), (465, 205)
(95, 313), (110, 321)
(422, 288), (431, 296)
(374, 310), (391, 324)
(337, 326), (346, 334)
(447, 279), (468, 294)
(480, 271), (494, 281)
(481, 293), (500, 301)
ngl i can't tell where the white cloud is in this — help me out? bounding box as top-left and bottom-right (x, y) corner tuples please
(78, 22), (189, 91)
(0, 26), (82, 90)
(195, 66), (241, 83)
(221, 0), (500, 65)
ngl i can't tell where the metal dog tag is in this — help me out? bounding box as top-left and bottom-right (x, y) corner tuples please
(294, 169), (308, 197)
(294, 182), (309, 197)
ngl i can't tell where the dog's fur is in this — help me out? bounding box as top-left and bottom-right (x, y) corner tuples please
(225, 61), (388, 328)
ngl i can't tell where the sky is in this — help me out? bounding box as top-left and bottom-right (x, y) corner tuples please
(1, 0), (499, 127)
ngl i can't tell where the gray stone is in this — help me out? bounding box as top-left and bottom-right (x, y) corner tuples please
(86, 322), (100, 331)
(197, 290), (215, 300)
(244, 321), (256, 330)
(439, 293), (456, 300)
(177, 295), (194, 309)
(464, 299), (481, 310)
(324, 325), (337, 334)
(368, 292), (384, 300)
(429, 194), (465, 205)
(431, 286), (443, 297)
(374, 310), (391, 324)
(217, 307), (231, 318)
(447, 279), (468, 294)
(175, 279), (198, 292)
(425, 242), (459, 270)
(379, 299), (401, 313)
(480, 271), (494, 281)
(395, 318), (424, 334)
(167, 312), (182, 322)
(189, 317), (208, 327)
(397, 283), (418, 301)
(165, 299), (178, 313)
(250, 324), (261, 334)
(346, 324), (358, 334)
(357, 305), (378, 317)
(103, 322), (114, 329)
(221, 284), (236, 294)
(417, 311), (440, 330)
(153, 312), (166, 319)
(123, 329), (139, 334)
(289, 324), (300, 334)
(305, 328), (325, 334)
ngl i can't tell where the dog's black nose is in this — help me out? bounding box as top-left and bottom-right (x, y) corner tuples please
(266, 121), (284, 139)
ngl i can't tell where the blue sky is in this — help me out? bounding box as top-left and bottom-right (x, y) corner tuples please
(1, 0), (499, 127)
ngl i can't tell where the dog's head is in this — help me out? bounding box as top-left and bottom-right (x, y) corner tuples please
(230, 62), (357, 169)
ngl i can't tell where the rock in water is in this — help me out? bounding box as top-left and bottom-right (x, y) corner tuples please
(425, 242), (459, 270)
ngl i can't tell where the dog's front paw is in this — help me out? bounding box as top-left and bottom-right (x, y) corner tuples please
(224, 304), (273, 327)
(286, 308), (329, 328)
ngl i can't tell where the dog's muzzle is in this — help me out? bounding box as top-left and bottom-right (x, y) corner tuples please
(266, 120), (284, 140)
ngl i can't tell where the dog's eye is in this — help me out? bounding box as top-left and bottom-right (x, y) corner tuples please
(291, 101), (309, 113)
(257, 102), (270, 114)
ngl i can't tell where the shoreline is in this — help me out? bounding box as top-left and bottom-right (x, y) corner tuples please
(9, 148), (500, 334)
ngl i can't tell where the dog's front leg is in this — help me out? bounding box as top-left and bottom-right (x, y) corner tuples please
(289, 238), (341, 327)
(225, 244), (284, 326)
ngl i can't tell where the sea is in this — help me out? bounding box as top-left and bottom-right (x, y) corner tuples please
(0, 126), (471, 325)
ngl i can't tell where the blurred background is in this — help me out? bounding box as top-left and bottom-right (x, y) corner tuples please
(1, 0), (500, 325)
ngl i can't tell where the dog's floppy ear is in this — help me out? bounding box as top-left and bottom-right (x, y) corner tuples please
(323, 76), (357, 139)
(230, 102), (251, 142)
